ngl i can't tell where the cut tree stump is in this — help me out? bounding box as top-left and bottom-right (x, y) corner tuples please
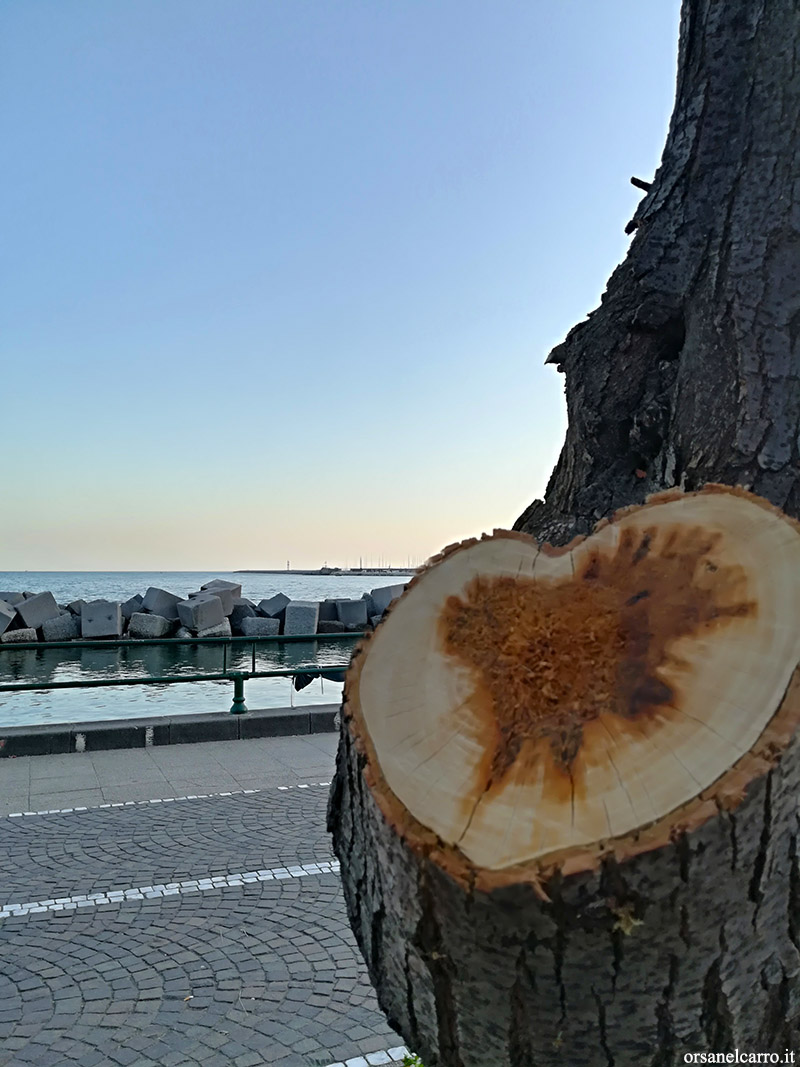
(328, 486), (800, 1066)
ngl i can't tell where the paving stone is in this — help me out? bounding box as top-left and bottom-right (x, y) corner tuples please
(81, 601), (123, 638)
(128, 612), (173, 639)
(141, 587), (182, 622)
(283, 601), (319, 636)
(177, 595), (225, 632)
(120, 595), (144, 621)
(0, 786), (398, 1066)
(239, 616), (280, 637)
(1, 626), (37, 643)
(41, 613), (80, 642)
(16, 591), (61, 629)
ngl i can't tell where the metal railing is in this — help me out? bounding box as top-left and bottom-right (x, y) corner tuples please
(0, 631), (363, 715)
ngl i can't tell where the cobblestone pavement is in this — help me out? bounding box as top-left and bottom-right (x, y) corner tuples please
(0, 784), (401, 1066)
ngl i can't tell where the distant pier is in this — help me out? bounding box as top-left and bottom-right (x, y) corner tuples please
(234, 568), (415, 577)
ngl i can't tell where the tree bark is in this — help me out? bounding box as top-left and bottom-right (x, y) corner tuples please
(329, 1), (800, 1063)
(515, 0), (800, 547)
(329, 488), (800, 1065)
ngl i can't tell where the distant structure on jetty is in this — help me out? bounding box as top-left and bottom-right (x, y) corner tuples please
(235, 567), (415, 577)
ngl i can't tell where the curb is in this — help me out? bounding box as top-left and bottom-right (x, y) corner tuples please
(0, 703), (340, 758)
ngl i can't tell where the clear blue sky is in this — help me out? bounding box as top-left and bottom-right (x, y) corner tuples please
(2, 0), (681, 570)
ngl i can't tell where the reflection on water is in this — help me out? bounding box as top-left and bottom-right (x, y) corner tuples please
(0, 637), (359, 728)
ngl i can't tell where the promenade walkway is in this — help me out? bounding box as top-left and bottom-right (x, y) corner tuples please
(0, 736), (409, 1067)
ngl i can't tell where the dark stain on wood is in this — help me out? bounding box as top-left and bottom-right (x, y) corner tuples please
(438, 523), (756, 790)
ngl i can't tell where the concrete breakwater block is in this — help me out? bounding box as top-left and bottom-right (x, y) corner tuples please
(258, 593), (290, 619)
(283, 600), (319, 635)
(240, 616), (280, 637)
(1, 627), (37, 643)
(81, 601), (123, 638)
(141, 587), (181, 621)
(68, 599), (87, 616)
(0, 600), (17, 637)
(335, 599), (368, 627)
(230, 600), (256, 633)
(120, 594), (143, 620)
(196, 618), (232, 639)
(177, 594), (224, 632)
(42, 614), (80, 641)
(369, 584), (407, 615)
(190, 586), (233, 615)
(318, 619), (347, 634)
(16, 591), (60, 630)
(0, 592), (24, 606)
(201, 578), (242, 600)
(318, 599), (338, 622)
(128, 612), (172, 638)
(174, 626), (194, 640)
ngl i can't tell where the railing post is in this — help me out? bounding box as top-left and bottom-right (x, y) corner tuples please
(229, 672), (248, 715)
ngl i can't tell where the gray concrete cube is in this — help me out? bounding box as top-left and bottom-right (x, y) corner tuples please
(230, 600), (256, 633)
(81, 600), (123, 638)
(16, 591), (61, 630)
(1, 627), (37, 643)
(240, 616), (280, 637)
(141, 587), (182, 621)
(200, 578), (242, 599)
(0, 592), (24, 606)
(258, 593), (290, 619)
(128, 612), (173, 638)
(335, 599), (368, 627)
(370, 614), (383, 629)
(370, 584), (407, 614)
(0, 599), (17, 637)
(68, 599), (87, 616)
(283, 600), (320, 635)
(41, 614), (80, 641)
(318, 619), (347, 634)
(318, 599), (338, 622)
(196, 618), (232, 639)
(177, 594), (225, 632)
(120, 594), (143, 620)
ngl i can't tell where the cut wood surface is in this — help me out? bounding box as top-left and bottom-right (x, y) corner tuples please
(328, 486), (800, 1065)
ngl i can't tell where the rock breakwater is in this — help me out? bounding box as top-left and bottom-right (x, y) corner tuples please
(0, 579), (408, 643)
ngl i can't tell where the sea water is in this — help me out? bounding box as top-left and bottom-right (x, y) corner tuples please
(0, 570), (411, 728)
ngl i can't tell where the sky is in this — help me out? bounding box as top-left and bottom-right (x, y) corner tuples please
(1, 0), (681, 570)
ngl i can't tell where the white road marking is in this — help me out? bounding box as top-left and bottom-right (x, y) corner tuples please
(0, 859), (340, 919)
(5, 782), (333, 818)
(323, 1049), (410, 1067)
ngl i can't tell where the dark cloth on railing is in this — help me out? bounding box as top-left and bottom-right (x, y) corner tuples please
(292, 668), (347, 692)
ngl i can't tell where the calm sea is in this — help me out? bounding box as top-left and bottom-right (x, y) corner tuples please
(0, 570), (412, 728)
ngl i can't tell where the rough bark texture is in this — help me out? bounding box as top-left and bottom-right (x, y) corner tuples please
(329, 1), (800, 1062)
(329, 667), (800, 1065)
(515, 0), (800, 545)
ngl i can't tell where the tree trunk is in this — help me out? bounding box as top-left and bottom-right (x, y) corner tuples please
(329, 1), (800, 1063)
(515, 0), (800, 548)
(329, 488), (800, 1064)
